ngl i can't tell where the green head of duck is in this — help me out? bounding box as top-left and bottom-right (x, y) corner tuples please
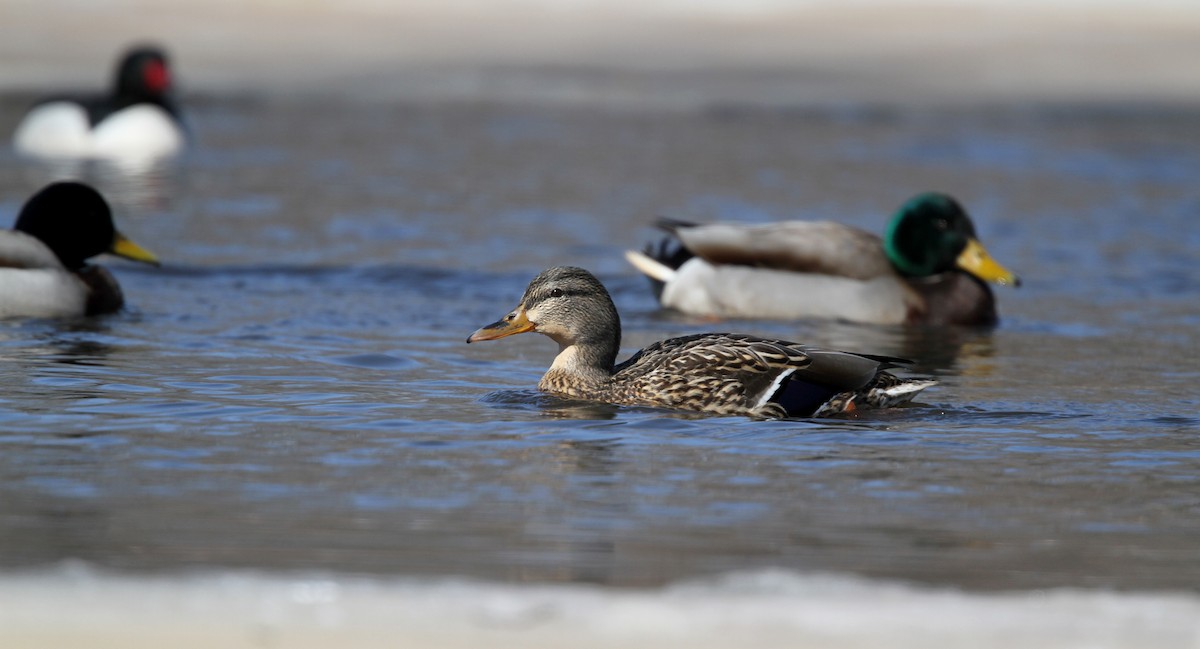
(883, 192), (1020, 287)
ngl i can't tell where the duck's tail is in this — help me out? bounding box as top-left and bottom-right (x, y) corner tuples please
(811, 372), (936, 417)
(624, 250), (675, 282)
(864, 374), (938, 408)
(624, 250), (673, 301)
(626, 219), (698, 299)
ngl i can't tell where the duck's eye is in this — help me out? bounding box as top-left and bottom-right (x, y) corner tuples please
(937, 218), (949, 230)
(549, 288), (564, 298)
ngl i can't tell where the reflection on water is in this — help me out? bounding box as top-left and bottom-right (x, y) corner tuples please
(483, 390), (623, 420)
(0, 99), (1197, 592)
(15, 154), (184, 216)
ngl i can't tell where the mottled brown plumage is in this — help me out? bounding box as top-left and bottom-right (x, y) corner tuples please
(467, 266), (935, 419)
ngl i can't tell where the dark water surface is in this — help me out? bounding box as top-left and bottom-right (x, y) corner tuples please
(0, 98), (1197, 592)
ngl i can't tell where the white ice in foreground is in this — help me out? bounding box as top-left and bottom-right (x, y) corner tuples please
(1, 563), (1197, 649)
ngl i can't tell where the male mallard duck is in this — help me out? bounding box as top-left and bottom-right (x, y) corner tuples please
(467, 266), (934, 418)
(13, 45), (186, 160)
(0, 181), (159, 318)
(625, 192), (1019, 326)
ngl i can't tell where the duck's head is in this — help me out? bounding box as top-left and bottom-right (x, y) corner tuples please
(883, 193), (1020, 287)
(14, 182), (160, 270)
(467, 266), (621, 363)
(115, 45), (173, 101)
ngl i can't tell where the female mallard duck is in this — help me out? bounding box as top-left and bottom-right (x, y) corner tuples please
(0, 181), (159, 318)
(625, 192), (1020, 326)
(12, 45), (186, 160)
(467, 266), (935, 418)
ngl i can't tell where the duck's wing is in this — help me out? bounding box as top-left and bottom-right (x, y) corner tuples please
(0, 231), (66, 270)
(659, 219), (895, 280)
(0, 232), (90, 318)
(611, 333), (908, 418)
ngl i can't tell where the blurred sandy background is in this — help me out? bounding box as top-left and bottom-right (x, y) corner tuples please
(2, 0), (1199, 107)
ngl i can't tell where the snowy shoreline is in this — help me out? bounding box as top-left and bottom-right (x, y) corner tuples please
(3, 564), (1198, 649)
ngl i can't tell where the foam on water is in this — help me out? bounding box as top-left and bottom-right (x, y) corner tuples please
(2, 563), (1197, 649)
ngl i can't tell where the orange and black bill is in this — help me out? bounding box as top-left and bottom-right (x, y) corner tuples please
(467, 307), (534, 343)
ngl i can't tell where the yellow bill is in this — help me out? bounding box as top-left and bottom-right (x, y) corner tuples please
(467, 307), (535, 343)
(956, 238), (1020, 287)
(109, 232), (161, 266)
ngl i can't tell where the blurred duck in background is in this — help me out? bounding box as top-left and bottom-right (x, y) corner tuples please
(0, 182), (160, 318)
(12, 45), (187, 162)
(626, 192), (1020, 326)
